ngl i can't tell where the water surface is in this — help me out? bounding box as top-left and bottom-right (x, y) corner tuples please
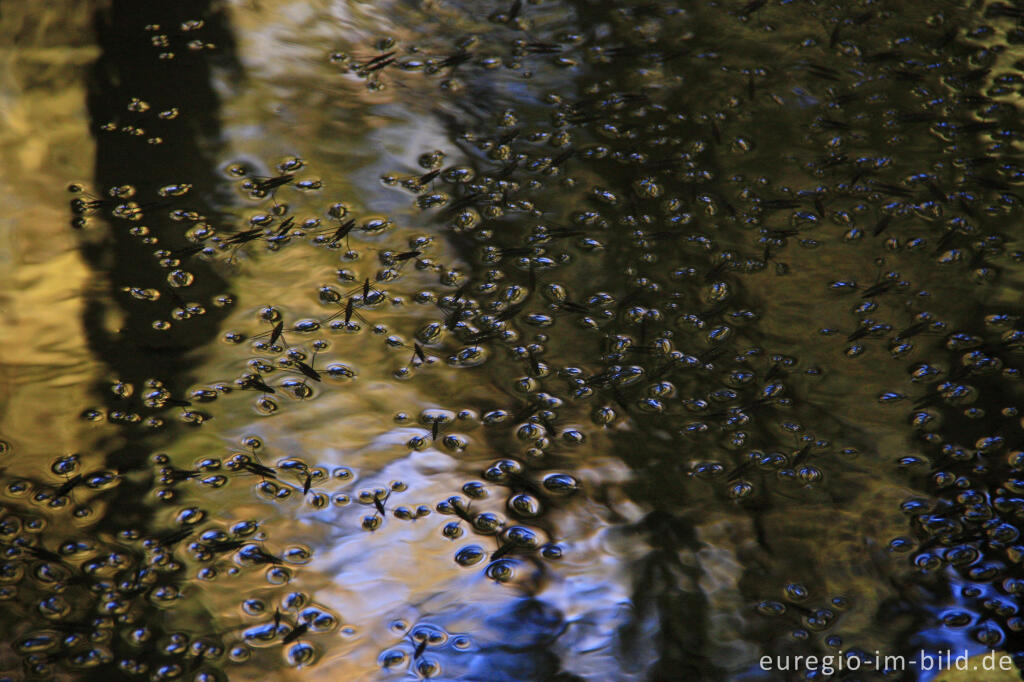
(2, 1), (1024, 680)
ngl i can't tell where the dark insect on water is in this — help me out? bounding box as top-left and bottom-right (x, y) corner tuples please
(737, 0), (766, 18)
(442, 496), (475, 525)
(118, 567), (154, 597)
(798, 62), (842, 81)
(443, 191), (483, 215)
(412, 635), (428, 659)
(68, 188), (166, 217)
(933, 23), (960, 49)
(438, 283), (472, 330)
(872, 213), (894, 236)
(69, 193), (108, 216)
(170, 242), (210, 258)
(54, 474), (84, 498)
(291, 357), (322, 382)
(202, 539), (247, 556)
(860, 279), (896, 299)
(322, 218), (356, 248)
(491, 537), (524, 562)
(815, 117), (850, 131)
(157, 528), (194, 548)
(161, 466), (202, 484)
(709, 119), (722, 145)
(417, 169), (441, 186)
(813, 153), (849, 170)
(250, 319), (288, 347)
(410, 342), (427, 366)
(530, 226), (582, 244)
(869, 180), (915, 198)
(359, 488), (396, 532)
(223, 227), (267, 261)
(246, 545), (286, 566)
(436, 51), (472, 70)
(828, 22), (842, 48)
(343, 297), (359, 326)
(356, 51), (397, 76)
(337, 277), (384, 305)
(282, 621), (310, 645)
(250, 173), (295, 196)
(495, 301), (528, 323)
(238, 373), (277, 394)
(790, 444), (814, 468)
(763, 228), (801, 240)
(550, 148), (575, 169)
(389, 250), (422, 272)
(552, 299), (592, 315)
(268, 321), (285, 346)
(846, 319), (892, 343)
(270, 216), (295, 240)
(522, 42), (561, 55)
(322, 295), (364, 328)
(21, 543), (66, 563)
(862, 50), (902, 63)
(893, 321), (929, 342)
(893, 111), (940, 126)
(238, 460), (279, 480)
(372, 490), (390, 517)
(704, 395), (775, 420)
(223, 228), (265, 245)
(725, 457), (756, 482)
(703, 259), (732, 282)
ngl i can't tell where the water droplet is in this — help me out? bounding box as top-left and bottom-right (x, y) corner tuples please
(454, 545), (485, 566)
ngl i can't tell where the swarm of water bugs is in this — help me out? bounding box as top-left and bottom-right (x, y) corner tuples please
(35, 0), (1024, 678)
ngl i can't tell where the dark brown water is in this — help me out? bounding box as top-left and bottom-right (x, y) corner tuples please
(2, 0), (1024, 680)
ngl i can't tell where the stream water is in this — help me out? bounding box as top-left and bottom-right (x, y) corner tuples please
(1, 0), (1024, 680)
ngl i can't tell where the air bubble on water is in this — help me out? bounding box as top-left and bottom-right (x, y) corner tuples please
(278, 157), (304, 173)
(361, 217), (392, 234)
(454, 545), (485, 566)
(158, 183), (191, 197)
(167, 270), (194, 288)
(286, 641), (316, 667)
(266, 567), (292, 585)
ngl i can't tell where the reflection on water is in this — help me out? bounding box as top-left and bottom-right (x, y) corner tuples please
(2, 0), (1024, 680)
